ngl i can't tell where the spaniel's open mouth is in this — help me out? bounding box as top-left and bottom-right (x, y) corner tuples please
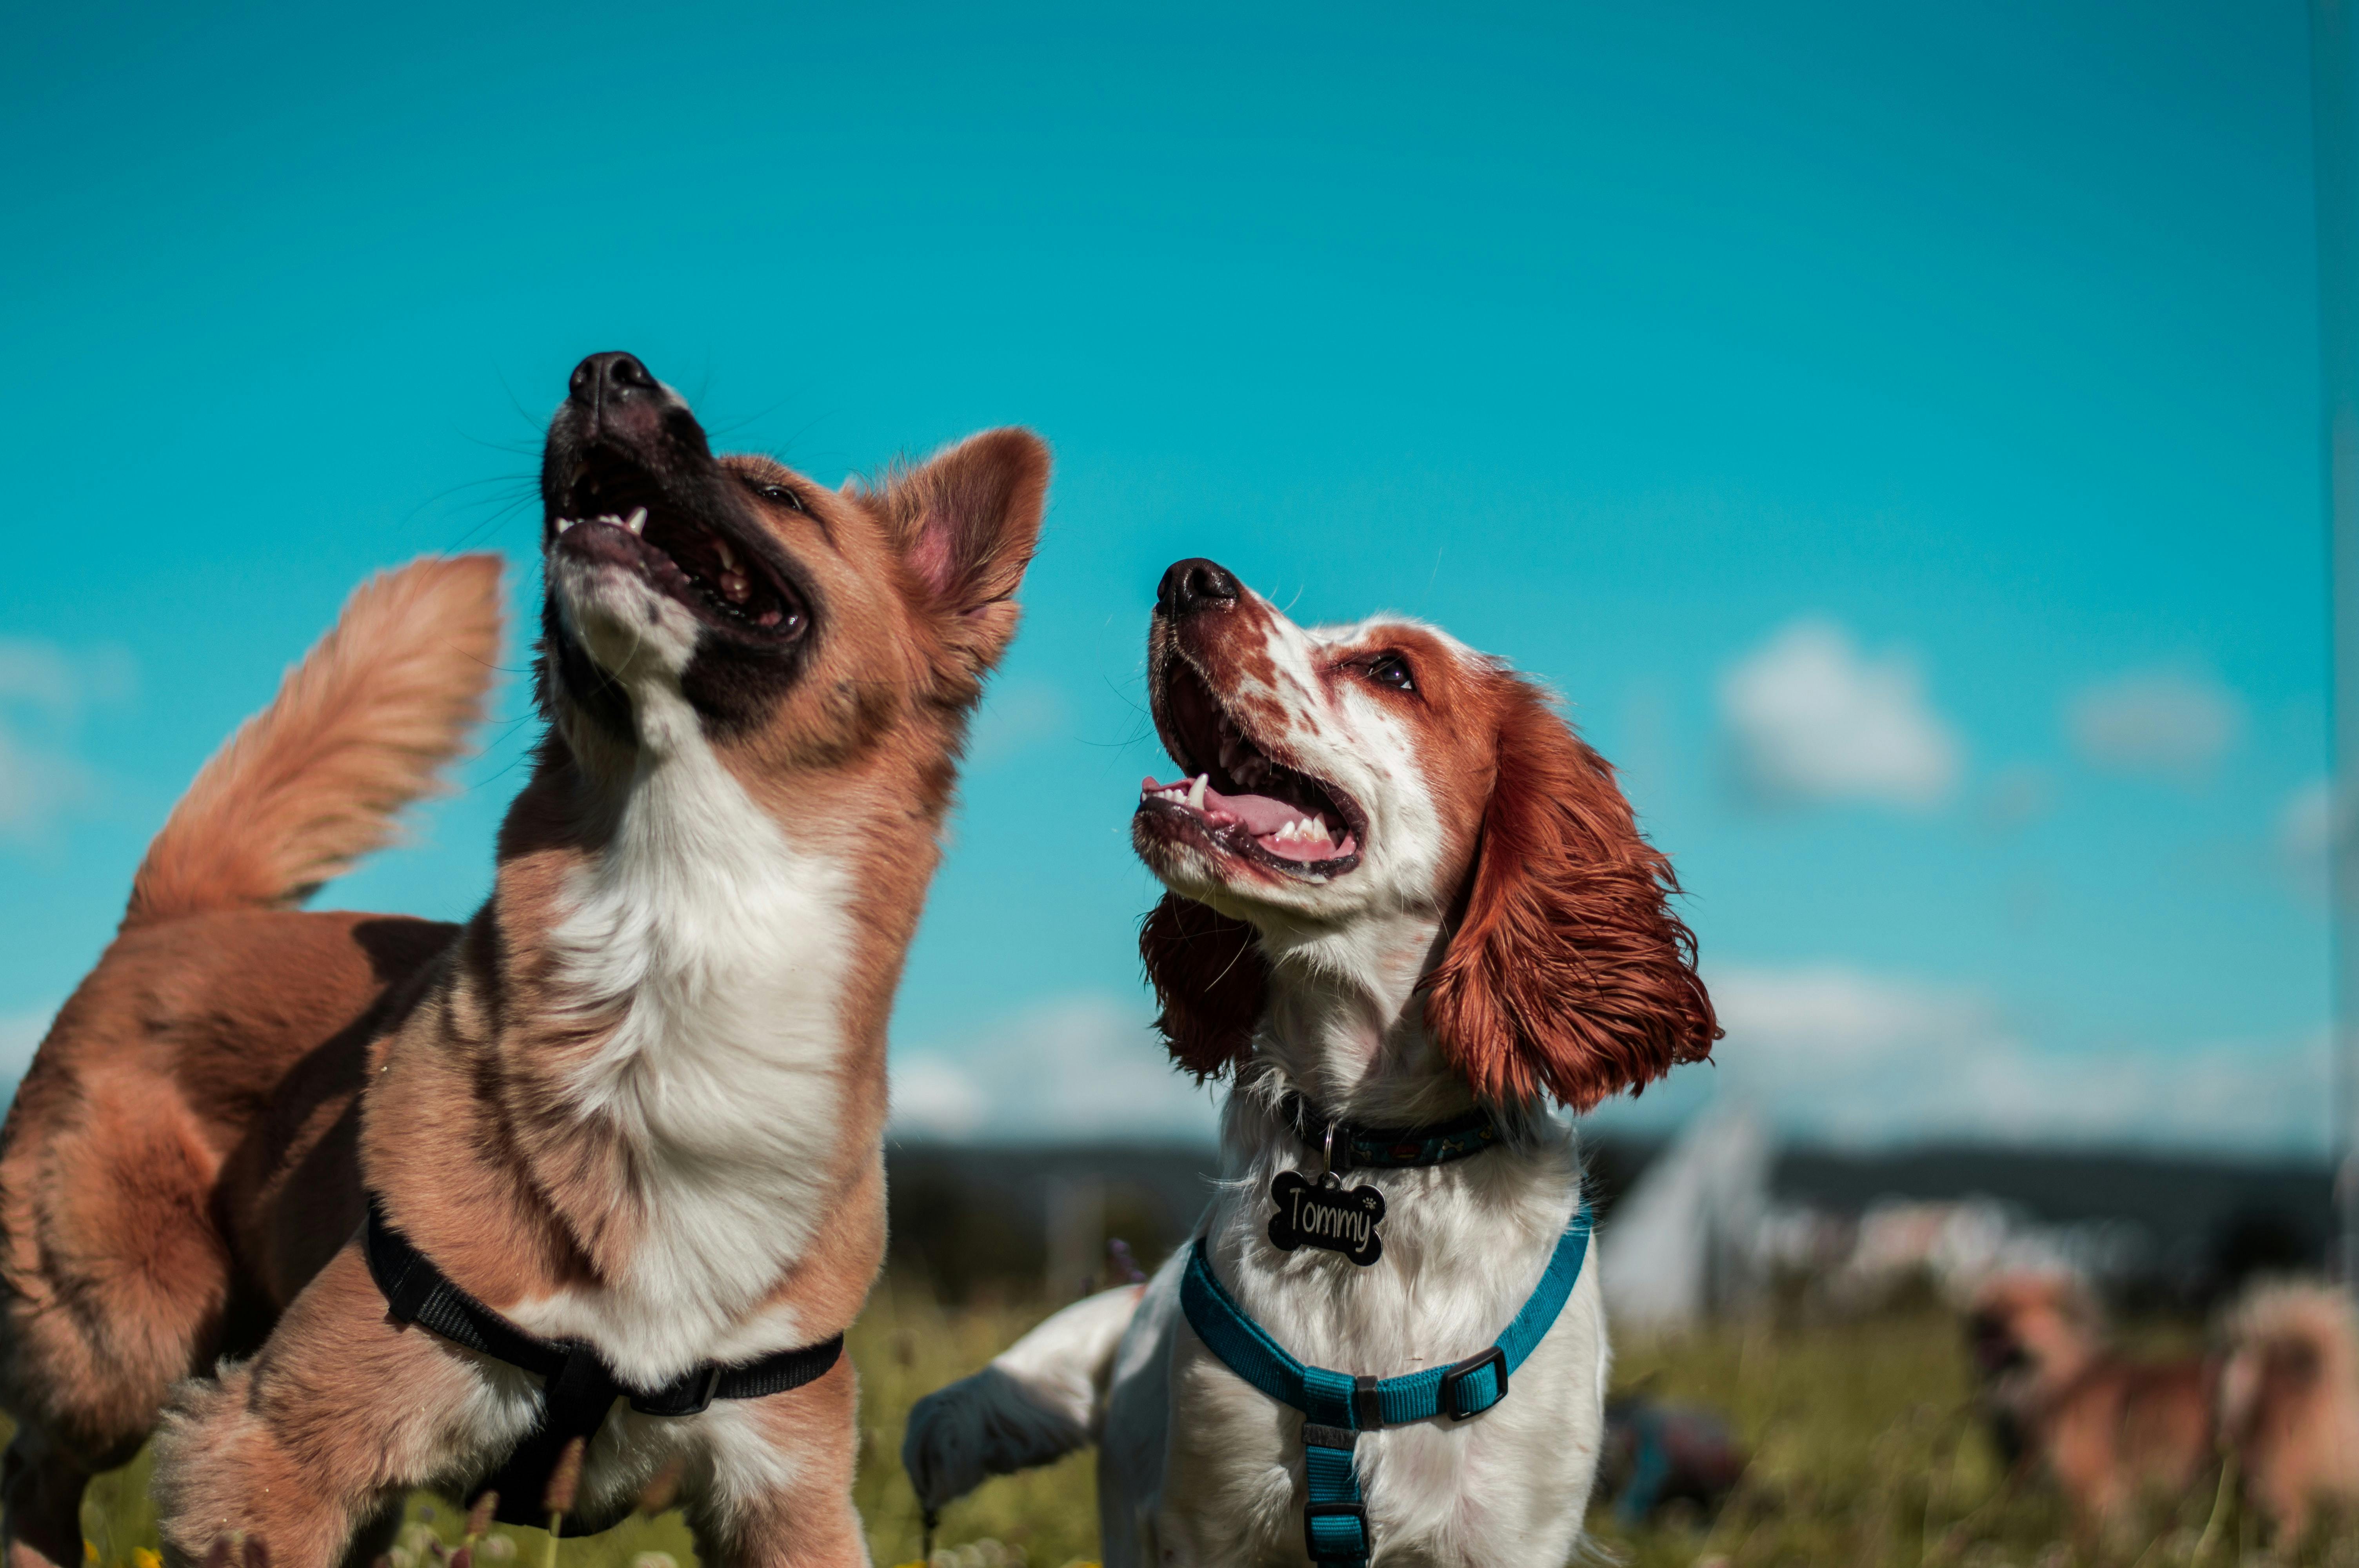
(549, 450), (803, 639)
(1137, 659), (1364, 875)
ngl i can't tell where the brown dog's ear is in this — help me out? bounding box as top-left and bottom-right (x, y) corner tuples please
(1422, 673), (1719, 1110)
(1140, 892), (1269, 1080)
(872, 427), (1050, 682)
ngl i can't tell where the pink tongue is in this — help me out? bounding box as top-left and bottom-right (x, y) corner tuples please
(1139, 777), (1323, 838)
(1208, 787), (1307, 837)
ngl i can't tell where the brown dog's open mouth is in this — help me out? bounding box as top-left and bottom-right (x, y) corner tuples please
(1136, 659), (1364, 875)
(551, 450), (805, 641)
(1966, 1314), (2030, 1378)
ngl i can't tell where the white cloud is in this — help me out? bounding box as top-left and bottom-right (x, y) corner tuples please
(0, 639), (136, 840)
(0, 1001), (57, 1083)
(2065, 669), (2243, 777)
(2281, 778), (2340, 864)
(890, 993), (1219, 1144)
(0, 638), (135, 715)
(967, 679), (1070, 769)
(0, 727), (91, 840)
(891, 1057), (993, 1139)
(1719, 619), (1961, 809)
(1600, 964), (2332, 1155)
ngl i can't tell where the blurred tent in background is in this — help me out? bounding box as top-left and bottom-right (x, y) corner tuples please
(1598, 1105), (1773, 1332)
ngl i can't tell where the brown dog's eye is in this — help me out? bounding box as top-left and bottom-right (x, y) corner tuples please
(1365, 654), (1416, 693)
(757, 483), (805, 512)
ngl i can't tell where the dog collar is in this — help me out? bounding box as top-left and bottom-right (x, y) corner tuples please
(1277, 1092), (1504, 1172)
(1181, 1204), (1592, 1566)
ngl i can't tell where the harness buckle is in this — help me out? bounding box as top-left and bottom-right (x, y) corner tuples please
(1439, 1345), (1508, 1419)
(1351, 1375), (1385, 1429)
(1302, 1500), (1370, 1562)
(631, 1363), (724, 1418)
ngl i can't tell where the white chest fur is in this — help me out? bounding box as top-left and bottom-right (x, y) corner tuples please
(519, 681), (854, 1387)
(1143, 1125), (1610, 1568)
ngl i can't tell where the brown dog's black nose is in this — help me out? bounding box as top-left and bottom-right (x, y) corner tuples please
(569, 352), (658, 408)
(1158, 558), (1241, 618)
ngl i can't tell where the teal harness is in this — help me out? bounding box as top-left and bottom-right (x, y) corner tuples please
(1178, 1204), (1593, 1566)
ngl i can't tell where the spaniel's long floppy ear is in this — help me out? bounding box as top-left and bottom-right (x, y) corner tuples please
(1422, 673), (1719, 1109)
(870, 427), (1050, 689)
(1140, 892), (1269, 1080)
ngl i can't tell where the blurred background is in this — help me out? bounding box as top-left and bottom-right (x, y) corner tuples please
(6, 1), (2355, 1562)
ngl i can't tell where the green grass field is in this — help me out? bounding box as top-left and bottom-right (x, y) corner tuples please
(45, 1287), (2359, 1568)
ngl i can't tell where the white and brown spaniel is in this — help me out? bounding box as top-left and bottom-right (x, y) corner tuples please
(906, 558), (1718, 1567)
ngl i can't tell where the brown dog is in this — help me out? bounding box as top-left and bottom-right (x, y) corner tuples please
(1965, 1272), (2214, 1541)
(0, 352), (1047, 1568)
(2219, 1280), (2359, 1544)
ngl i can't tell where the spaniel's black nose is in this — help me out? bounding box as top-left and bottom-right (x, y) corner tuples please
(568, 351), (658, 408)
(1158, 558), (1241, 618)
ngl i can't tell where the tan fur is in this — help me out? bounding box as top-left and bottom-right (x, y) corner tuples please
(126, 556), (503, 925)
(1, 559), (496, 1568)
(2220, 1279), (2359, 1544)
(1, 367), (1047, 1568)
(1966, 1272), (2215, 1545)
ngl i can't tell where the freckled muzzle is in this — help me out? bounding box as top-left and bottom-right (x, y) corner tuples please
(1135, 560), (1367, 879)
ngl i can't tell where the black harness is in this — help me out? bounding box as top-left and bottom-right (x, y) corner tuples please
(363, 1195), (843, 1526)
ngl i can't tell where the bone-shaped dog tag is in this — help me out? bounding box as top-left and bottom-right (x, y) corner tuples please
(1268, 1169), (1385, 1266)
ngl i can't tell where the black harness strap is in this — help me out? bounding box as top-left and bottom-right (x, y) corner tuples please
(363, 1194), (843, 1525)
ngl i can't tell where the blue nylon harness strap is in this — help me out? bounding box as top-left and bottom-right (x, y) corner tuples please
(1179, 1204), (1591, 1566)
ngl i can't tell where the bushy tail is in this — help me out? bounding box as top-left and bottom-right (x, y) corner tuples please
(2218, 1278), (2359, 1533)
(2219, 1279), (2359, 1440)
(124, 555), (505, 926)
(902, 1283), (1145, 1514)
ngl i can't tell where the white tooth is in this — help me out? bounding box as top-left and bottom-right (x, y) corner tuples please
(556, 517), (576, 534)
(625, 507), (648, 535)
(716, 537), (738, 569)
(1187, 775), (1208, 812)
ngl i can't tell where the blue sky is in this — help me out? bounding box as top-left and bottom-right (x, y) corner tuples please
(0, 0), (2332, 1153)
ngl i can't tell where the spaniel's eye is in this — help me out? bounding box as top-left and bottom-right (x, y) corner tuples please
(1365, 654), (1416, 693)
(758, 484), (805, 512)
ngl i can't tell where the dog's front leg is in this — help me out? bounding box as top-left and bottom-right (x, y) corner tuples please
(151, 1244), (535, 1568)
(2, 1433), (96, 1568)
(681, 1357), (867, 1568)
